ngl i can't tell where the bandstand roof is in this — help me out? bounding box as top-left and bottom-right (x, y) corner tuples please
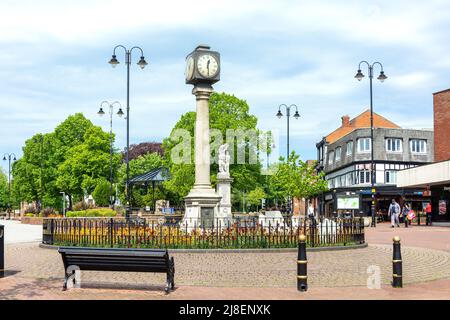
(129, 167), (170, 185)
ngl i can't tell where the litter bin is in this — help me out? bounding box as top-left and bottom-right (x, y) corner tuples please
(0, 224), (4, 276)
(42, 219), (54, 245)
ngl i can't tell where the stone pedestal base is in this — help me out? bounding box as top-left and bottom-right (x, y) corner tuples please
(182, 186), (221, 231)
(216, 172), (233, 228)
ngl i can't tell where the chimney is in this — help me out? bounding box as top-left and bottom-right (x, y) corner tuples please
(341, 115), (350, 127)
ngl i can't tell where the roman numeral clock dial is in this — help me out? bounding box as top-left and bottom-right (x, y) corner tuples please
(197, 54), (218, 78)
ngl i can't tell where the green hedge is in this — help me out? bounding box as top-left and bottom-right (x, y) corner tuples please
(65, 208), (117, 217)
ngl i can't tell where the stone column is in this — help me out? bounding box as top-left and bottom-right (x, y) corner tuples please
(183, 84), (222, 230)
(193, 84), (213, 190)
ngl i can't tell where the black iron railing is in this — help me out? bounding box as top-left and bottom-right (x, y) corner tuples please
(42, 217), (365, 249)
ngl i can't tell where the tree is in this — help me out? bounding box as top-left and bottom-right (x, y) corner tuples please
(11, 133), (59, 210)
(270, 152), (328, 210)
(53, 113), (95, 163)
(92, 178), (111, 207)
(162, 92), (266, 207)
(56, 125), (120, 209)
(0, 169), (8, 210)
(12, 113), (121, 211)
(127, 142), (163, 160)
(247, 187), (266, 212)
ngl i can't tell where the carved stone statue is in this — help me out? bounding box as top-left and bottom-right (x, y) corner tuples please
(218, 144), (230, 174)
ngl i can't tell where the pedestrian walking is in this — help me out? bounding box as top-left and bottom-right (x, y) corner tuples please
(307, 202), (316, 222)
(425, 202), (432, 226)
(402, 203), (411, 228)
(388, 199), (401, 228)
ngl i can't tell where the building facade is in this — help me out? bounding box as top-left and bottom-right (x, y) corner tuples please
(398, 88), (450, 223)
(316, 110), (434, 217)
(433, 88), (450, 162)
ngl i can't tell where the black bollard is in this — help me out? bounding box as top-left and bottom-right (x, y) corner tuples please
(392, 236), (402, 288)
(0, 224), (4, 278)
(297, 234), (308, 292)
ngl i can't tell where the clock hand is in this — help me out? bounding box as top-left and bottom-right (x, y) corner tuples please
(207, 60), (210, 76)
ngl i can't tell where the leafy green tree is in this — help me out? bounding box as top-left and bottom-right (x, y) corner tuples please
(11, 133), (59, 210)
(247, 187), (266, 211)
(162, 92), (266, 207)
(92, 178), (111, 207)
(0, 169), (8, 210)
(53, 113), (95, 163)
(270, 152), (328, 209)
(12, 113), (120, 211)
(56, 125), (120, 209)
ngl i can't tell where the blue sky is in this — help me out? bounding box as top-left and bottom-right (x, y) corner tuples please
(1, 0), (449, 173)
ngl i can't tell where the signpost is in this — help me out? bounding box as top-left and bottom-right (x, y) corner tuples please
(335, 193), (362, 218)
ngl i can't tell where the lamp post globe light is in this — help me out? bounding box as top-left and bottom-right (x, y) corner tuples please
(98, 101), (123, 208)
(276, 104), (300, 216)
(108, 45), (148, 219)
(354, 61), (387, 228)
(3, 153), (17, 219)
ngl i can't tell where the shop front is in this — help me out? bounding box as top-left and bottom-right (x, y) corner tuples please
(398, 160), (450, 223)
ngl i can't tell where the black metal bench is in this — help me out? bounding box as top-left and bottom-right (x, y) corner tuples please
(58, 247), (175, 292)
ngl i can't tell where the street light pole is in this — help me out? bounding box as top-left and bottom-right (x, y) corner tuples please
(3, 153), (17, 219)
(276, 104), (300, 160)
(276, 104), (300, 216)
(98, 101), (124, 207)
(355, 61), (387, 228)
(109, 45), (148, 219)
(60, 192), (66, 217)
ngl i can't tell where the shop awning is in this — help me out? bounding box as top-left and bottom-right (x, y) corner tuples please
(398, 160), (450, 188)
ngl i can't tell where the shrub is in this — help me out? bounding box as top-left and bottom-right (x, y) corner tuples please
(24, 206), (38, 215)
(92, 179), (111, 207)
(73, 201), (86, 211)
(66, 208), (117, 218)
(40, 207), (55, 217)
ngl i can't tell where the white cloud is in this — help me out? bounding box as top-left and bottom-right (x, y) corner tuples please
(1, 0), (450, 171)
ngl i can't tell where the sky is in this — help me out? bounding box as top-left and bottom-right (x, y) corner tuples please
(1, 0), (449, 173)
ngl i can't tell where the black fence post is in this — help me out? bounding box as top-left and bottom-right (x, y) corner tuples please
(109, 218), (114, 248)
(297, 234), (307, 292)
(392, 236), (402, 288)
(0, 224), (4, 278)
(50, 219), (55, 245)
(310, 218), (315, 248)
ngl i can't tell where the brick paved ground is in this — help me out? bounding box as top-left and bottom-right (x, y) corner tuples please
(365, 221), (450, 252)
(1, 221), (449, 299)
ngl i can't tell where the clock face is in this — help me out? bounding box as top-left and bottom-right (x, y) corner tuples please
(197, 54), (219, 78)
(185, 56), (194, 81)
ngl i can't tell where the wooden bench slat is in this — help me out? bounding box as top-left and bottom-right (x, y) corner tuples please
(65, 255), (167, 261)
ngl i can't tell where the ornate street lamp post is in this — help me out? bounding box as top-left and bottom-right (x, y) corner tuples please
(276, 104), (300, 160)
(3, 153), (17, 219)
(108, 45), (148, 218)
(355, 61), (387, 227)
(98, 101), (124, 207)
(276, 104), (300, 216)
